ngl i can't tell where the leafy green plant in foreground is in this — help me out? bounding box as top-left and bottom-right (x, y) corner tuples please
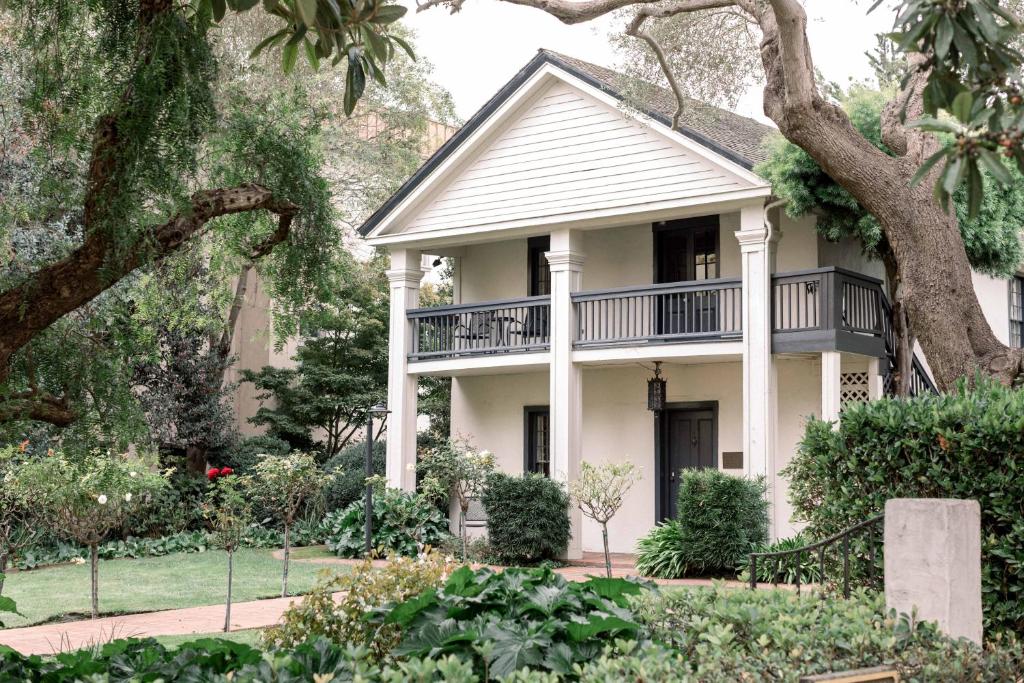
(374, 566), (648, 679)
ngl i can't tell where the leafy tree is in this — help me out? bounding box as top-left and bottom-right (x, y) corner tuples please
(568, 461), (641, 578)
(0, 444), (38, 595)
(421, 0), (1024, 389)
(417, 262), (454, 449)
(756, 84), (1024, 393)
(418, 439), (495, 560)
(245, 452), (332, 597)
(203, 468), (251, 633)
(242, 254), (390, 459)
(18, 450), (168, 618)
(0, 0), (411, 427)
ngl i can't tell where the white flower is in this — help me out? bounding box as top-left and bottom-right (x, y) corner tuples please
(129, 471), (137, 478)
(71, 557), (86, 565)
(124, 493), (132, 502)
(97, 494), (108, 505)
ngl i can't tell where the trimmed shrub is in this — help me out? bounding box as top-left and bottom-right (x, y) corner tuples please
(628, 585), (1024, 681)
(322, 440), (386, 512)
(783, 379), (1024, 635)
(634, 469), (768, 578)
(735, 531), (822, 585)
(482, 472), (571, 565)
(324, 488), (449, 558)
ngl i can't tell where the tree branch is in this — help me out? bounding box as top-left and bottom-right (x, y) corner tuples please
(418, 0), (734, 23)
(0, 184), (299, 385)
(0, 390), (76, 427)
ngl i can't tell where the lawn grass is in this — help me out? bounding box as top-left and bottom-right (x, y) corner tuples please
(150, 628), (263, 650)
(288, 545), (335, 561)
(1, 549), (345, 629)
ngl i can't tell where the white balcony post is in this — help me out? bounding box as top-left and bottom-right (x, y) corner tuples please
(547, 229), (584, 560)
(821, 351), (842, 423)
(736, 203), (777, 527)
(386, 247), (423, 491)
(867, 357), (884, 400)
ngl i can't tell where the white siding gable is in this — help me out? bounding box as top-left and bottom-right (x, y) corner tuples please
(397, 80), (757, 236)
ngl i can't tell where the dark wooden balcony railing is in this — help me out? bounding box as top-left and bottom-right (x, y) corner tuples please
(771, 267), (886, 356)
(571, 279), (742, 348)
(408, 296), (551, 361)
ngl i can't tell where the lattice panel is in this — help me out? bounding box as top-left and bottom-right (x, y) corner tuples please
(841, 371), (870, 406)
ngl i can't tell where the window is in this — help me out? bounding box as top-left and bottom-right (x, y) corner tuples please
(1011, 276), (1024, 348)
(528, 236), (551, 297)
(524, 407), (550, 476)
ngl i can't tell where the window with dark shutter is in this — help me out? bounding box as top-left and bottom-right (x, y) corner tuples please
(528, 236), (551, 297)
(1011, 276), (1024, 348)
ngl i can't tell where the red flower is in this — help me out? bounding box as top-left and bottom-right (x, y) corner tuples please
(207, 468), (221, 481)
(221, 467), (234, 476)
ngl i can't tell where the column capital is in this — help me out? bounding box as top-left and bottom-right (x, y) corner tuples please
(386, 268), (424, 287)
(545, 250), (586, 272)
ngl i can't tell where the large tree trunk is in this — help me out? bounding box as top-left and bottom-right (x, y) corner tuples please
(757, 2), (1023, 390)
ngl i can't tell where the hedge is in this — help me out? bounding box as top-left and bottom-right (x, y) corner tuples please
(783, 379), (1024, 635)
(482, 473), (571, 565)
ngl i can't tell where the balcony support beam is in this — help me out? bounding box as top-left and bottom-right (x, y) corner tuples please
(821, 350), (842, 424)
(547, 229), (585, 560)
(386, 247), (423, 491)
(736, 203), (779, 536)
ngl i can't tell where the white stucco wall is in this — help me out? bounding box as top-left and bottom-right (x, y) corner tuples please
(448, 360), (820, 553)
(458, 239), (529, 303)
(973, 270), (1011, 345)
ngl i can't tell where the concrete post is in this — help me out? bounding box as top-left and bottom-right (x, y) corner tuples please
(884, 498), (982, 645)
(821, 351), (842, 423)
(547, 228), (584, 560)
(386, 247), (423, 491)
(867, 357), (883, 400)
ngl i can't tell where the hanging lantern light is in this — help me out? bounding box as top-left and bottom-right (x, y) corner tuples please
(647, 361), (666, 412)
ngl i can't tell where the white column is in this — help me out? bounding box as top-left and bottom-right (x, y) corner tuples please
(386, 247), (422, 491)
(867, 356), (883, 400)
(547, 229), (584, 560)
(736, 204), (777, 485)
(821, 351), (842, 423)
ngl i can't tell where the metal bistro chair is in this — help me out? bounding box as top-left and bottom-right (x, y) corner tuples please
(453, 310), (497, 353)
(459, 498), (488, 538)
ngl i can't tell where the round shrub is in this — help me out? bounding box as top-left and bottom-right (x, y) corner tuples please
(784, 379), (1024, 635)
(482, 472), (571, 565)
(634, 469), (767, 578)
(325, 488), (449, 558)
(322, 440), (386, 512)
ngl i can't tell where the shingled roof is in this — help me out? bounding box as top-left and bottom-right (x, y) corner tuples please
(359, 49), (775, 236)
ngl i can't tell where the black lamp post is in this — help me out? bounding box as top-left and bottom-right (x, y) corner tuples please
(365, 402), (390, 556)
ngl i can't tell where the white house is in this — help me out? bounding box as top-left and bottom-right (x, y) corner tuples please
(360, 50), (1021, 558)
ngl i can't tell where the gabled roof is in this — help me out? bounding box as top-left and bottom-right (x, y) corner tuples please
(358, 49), (775, 237)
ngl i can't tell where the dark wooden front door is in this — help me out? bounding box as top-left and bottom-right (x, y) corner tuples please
(660, 407), (716, 519)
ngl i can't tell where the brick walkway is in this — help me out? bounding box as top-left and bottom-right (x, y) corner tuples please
(0, 550), (763, 656)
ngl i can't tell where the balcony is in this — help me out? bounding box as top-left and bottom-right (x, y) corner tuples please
(406, 267), (887, 362)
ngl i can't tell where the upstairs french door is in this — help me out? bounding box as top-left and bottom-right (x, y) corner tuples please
(654, 217), (721, 336)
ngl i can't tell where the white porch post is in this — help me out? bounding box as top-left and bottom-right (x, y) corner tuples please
(867, 356), (884, 400)
(386, 247), (423, 491)
(547, 229), (584, 560)
(736, 203), (777, 528)
(821, 351), (842, 423)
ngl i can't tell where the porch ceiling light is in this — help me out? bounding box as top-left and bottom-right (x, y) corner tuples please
(647, 361), (666, 412)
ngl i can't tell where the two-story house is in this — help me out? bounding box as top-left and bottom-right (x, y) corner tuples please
(360, 50), (1017, 558)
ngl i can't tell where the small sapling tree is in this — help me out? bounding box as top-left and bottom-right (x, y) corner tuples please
(245, 453), (331, 597)
(419, 439), (495, 561)
(204, 468), (251, 633)
(569, 462), (641, 578)
(0, 444), (38, 596)
(19, 451), (167, 618)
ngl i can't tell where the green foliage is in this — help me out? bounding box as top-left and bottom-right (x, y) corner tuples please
(886, 0), (1024, 215)
(735, 532), (823, 586)
(204, 474), (252, 553)
(0, 586), (16, 627)
(419, 439), (495, 558)
(129, 470), (208, 537)
(222, 435), (291, 475)
(376, 566), (647, 679)
(245, 452), (331, 527)
(482, 473), (571, 566)
(322, 439), (386, 512)
(636, 470), (767, 579)
(263, 551), (457, 659)
(755, 85), (1024, 278)
(325, 488), (450, 558)
(629, 585), (1024, 681)
(241, 255), (390, 459)
(0, 445), (38, 574)
(784, 378), (1024, 635)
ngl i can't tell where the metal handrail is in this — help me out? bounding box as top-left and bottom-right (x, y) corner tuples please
(408, 295), (550, 317)
(748, 514), (884, 597)
(570, 277), (742, 302)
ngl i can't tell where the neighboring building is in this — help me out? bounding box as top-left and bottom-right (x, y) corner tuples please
(360, 50), (1018, 557)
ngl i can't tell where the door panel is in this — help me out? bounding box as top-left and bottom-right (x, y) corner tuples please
(663, 408), (716, 518)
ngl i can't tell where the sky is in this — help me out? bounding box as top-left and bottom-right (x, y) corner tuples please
(399, 0), (896, 123)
